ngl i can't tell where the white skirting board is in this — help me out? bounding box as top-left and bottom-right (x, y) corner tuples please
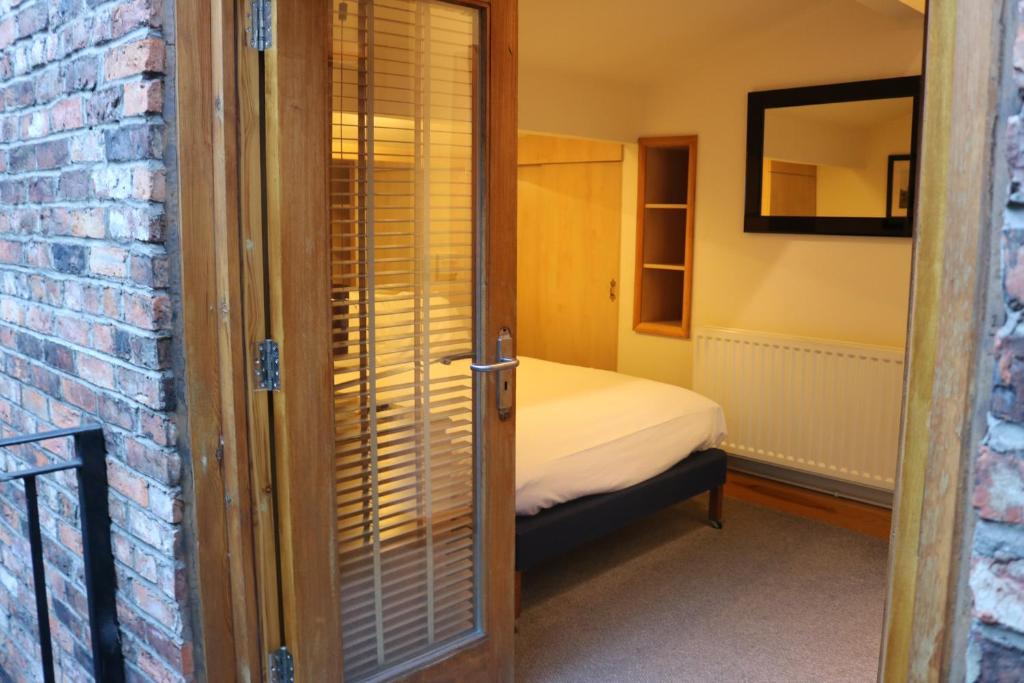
(693, 327), (905, 492)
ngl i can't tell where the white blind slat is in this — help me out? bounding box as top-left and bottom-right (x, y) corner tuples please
(331, 1), (481, 679)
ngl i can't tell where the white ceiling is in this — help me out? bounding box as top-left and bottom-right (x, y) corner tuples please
(518, 0), (924, 88)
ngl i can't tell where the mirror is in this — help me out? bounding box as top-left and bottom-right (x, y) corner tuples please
(745, 77), (920, 237)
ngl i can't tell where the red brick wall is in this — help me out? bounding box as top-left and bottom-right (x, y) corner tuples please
(969, 2), (1024, 679)
(1, 0), (1022, 681)
(0, 0), (189, 680)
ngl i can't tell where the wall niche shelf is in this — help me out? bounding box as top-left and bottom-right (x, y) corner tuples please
(633, 136), (697, 338)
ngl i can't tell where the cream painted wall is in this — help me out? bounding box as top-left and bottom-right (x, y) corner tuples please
(519, 1), (923, 388)
(519, 67), (647, 143)
(764, 110), (867, 170)
(505, 140), (697, 388)
(615, 144), (694, 386)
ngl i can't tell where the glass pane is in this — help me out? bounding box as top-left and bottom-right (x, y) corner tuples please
(330, 0), (481, 680)
(761, 97), (914, 217)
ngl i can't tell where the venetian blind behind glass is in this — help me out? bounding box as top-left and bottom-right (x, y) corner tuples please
(331, 0), (480, 680)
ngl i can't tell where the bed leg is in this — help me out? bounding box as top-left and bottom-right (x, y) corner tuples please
(515, 570), (523, 620)
(709, 484), (724, 529)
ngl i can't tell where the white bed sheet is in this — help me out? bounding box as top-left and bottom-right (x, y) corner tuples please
(514, 357), (726, 515)
(334, 354), (726, 516)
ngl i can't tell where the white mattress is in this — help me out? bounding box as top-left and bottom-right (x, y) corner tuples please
(515, 357), (726, 515)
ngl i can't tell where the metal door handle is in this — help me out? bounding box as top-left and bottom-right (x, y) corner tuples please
(471, 327), (517, 373)
(438, 351), (473, 365)
(470, 358), (519, 373)
(437, 330), (516, 419)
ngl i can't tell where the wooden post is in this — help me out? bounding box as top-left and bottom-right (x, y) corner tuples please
(515, 570), (523, 620)
(709, 485), (724, 529)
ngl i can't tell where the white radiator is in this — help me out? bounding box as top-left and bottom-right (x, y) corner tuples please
(693, 327), (905, 491)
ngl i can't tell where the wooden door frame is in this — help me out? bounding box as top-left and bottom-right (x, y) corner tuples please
(880, 2), (1014, 680)
(176, 0), (516, 680)
(174, 0), (1009, 680)
(175, 0), (271, 680)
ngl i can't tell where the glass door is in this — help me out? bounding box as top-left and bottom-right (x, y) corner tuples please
(332, 0), (481, 677)
(262, 0), (516, 680)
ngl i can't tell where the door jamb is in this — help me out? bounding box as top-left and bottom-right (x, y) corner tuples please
(175, 0), (275, 680)
(174, 0), (1011, 680)
(880, 1), (1013, 680)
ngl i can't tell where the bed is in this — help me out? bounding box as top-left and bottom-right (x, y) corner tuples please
(334, 297), (728, 606)
(513, 357), (728, 610)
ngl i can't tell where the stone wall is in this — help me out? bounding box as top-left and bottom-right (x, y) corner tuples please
(0, 0), (189, 680)
(969, 2), (1024, 679)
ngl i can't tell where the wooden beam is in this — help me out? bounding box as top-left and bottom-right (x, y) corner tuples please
(175, 0), (265, 679)
(880, 1), (1009, 679)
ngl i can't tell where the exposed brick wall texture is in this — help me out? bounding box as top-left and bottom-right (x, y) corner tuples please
(0, 0), (189, 681)
(970, 2), (1024, 679)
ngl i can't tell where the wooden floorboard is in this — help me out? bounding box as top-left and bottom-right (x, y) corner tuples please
(723, 470), (892, 541)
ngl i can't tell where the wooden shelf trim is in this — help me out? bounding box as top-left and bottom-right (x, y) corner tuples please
(634, 320), (686, 337)
(633, 135), (697, 339)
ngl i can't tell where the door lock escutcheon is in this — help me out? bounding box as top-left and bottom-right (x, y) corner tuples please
(469, 328), (518, 420)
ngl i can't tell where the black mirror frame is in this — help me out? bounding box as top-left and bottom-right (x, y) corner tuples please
(744, 76), (922, 238)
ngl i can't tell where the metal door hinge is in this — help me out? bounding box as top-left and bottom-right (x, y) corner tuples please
(247, 0), (272, 51)
(268, 647), (294, 683)
(254, 339), (281, 391)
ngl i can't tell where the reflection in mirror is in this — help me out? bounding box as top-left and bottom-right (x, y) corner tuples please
(761, 97), (914, 218)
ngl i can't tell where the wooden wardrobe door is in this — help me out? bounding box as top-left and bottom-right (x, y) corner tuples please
(517, 135), (622, 370)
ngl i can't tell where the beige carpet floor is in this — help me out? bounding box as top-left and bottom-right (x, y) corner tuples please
(515, 496), (888, 682)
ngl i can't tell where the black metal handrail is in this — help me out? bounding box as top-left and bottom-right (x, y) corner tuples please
(0, 426), (124, 683)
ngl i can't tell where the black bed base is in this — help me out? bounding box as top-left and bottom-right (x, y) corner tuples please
(515, 448), (727, 574)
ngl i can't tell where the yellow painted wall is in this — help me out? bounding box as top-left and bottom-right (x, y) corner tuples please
(520, 2), (924, 388)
